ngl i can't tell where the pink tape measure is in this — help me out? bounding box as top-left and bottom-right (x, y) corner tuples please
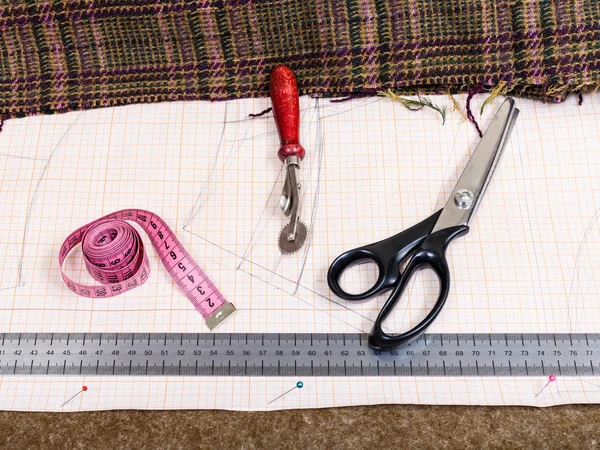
(59, 209), (235, 330)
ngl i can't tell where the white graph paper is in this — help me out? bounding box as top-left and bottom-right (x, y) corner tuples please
(0, 92), (599, 411)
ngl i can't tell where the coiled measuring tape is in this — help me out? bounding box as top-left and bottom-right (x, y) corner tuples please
(59, 209), (235, 330)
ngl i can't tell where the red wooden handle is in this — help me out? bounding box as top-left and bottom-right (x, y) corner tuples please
(270, 65), (306, 162)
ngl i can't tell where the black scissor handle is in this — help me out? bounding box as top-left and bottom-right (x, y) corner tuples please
(368, 225), (470, 350)
(327, 210), (442, 301)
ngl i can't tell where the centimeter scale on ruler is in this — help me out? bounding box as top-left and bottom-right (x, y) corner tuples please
(0, 333), (599, 377)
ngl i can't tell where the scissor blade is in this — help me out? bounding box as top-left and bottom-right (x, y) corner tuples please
(432, 98), (519, 232)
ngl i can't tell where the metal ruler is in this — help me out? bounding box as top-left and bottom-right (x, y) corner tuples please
(1, 333), (599, 377)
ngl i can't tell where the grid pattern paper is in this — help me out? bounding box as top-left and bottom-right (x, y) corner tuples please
(0, 93), (599, 411)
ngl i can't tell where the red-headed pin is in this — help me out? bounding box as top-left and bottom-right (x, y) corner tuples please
(60, 386), (88, 407)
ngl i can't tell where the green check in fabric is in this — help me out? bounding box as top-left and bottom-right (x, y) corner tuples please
(1, 0), (599, 120)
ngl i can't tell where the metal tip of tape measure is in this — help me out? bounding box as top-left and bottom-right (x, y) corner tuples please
(205, 302), (236, 331)
(278, 221), (308, 255)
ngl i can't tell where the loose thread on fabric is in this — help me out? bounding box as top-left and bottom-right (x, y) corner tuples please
(480, 81), (509, 115)
(330, 96), (355, 103)
(577, 91), (584, 106)
(466, 85), (484, 138)
(248, 107), (272, 118)
(330, 94), (369, 103)
(379, 89), (447, 124)
(445, 90), (469, 122)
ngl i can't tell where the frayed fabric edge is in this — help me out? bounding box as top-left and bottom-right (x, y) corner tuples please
(0, 82), (597, 130)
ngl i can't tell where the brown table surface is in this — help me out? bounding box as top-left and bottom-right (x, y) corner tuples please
(1, 405), (599, 449)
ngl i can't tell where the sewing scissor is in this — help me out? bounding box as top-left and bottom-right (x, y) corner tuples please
(327, 98), (519, 350)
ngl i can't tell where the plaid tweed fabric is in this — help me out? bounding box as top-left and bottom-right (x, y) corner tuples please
(1, 0), (599, 120)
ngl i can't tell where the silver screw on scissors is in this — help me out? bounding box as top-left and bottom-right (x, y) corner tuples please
(270, 65), (308, 255)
